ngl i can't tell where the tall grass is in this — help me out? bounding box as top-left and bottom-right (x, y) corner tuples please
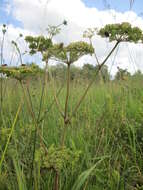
(0, 76), (143, 189)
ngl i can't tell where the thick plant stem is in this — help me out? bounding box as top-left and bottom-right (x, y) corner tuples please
(20, 81), (37, 189)
(61, 64), (70, 147)
(69, 41), (119, 120)
(56, 64), (71, 190)
(26, 64), (48, 188)
(101, 41), (120, 67)
(54, 171), (59, 190)
(21, 81), (48, 148)
(64, 64), (70, 119)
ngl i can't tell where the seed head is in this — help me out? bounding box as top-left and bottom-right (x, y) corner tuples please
(19, 33), (23, 37)
(3, 24), (6, 28)
(63, 20), (67, 26)
(104, 31), (109, 37)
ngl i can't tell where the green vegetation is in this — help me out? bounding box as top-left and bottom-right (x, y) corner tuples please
(0, 76), (143, 190)
(0, 22), (143, 190)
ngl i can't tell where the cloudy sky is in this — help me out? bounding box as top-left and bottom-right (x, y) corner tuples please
(0, 0), (143, 76)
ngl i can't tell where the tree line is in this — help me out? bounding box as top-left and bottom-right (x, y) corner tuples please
(25, 62), (143, 83)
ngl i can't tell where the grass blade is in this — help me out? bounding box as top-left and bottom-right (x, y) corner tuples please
(72, 157), (106, 190)
(0, 100), (22, 173)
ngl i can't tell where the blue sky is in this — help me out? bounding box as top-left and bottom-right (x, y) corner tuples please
(83, 0), (142, 14)
(0, 0), (143, 73)
(0, 0), (22, 26)
(0, 0), (142, 27)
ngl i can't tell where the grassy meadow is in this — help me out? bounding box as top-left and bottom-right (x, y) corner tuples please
(0, 75), (143, 190)
(0, 21), (143, 190)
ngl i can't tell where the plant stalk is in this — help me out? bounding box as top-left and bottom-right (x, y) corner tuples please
(69, 41), (119, 120)
(0, 33), (5, 109)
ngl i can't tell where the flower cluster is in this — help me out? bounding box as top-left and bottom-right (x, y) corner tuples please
(44, 41), (94, 64)
(35, 144), (81, 172)
(98, 22), (143, 43)
(25, 36), (53, 54)
(0, 64), (43, 81)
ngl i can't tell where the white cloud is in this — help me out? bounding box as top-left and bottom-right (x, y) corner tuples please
(2, 0), (143, 75)
(0, 24), (39, 66)
(5, 3), (11, 15)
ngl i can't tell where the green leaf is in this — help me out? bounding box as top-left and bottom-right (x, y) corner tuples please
(72, 157), (107, 190)
(13, 158), (27, 190)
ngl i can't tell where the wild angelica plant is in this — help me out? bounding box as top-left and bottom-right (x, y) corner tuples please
(1, 21), (143, 190)
(25, 24), (94, 189)
(25, 21), (67, 189)
(24, 22), (143, 190)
